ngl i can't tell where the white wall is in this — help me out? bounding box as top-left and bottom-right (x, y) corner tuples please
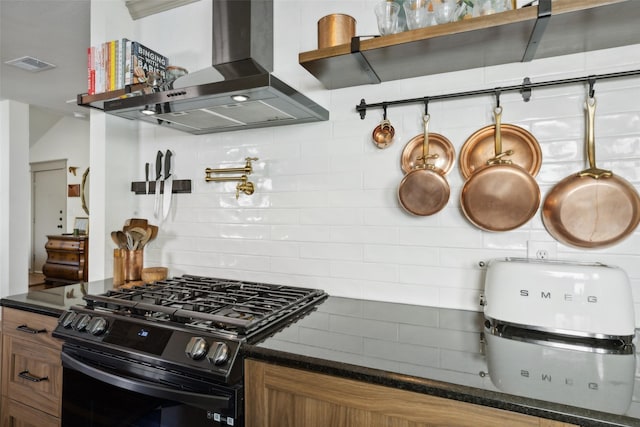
(0, 100), (30, 298)
(88, 0), (137, 281)
(98, 2), (640, 324)
(30, 116), (90, 231)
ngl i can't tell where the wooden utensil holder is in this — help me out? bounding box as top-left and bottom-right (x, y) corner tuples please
(124, 249), (143, 282)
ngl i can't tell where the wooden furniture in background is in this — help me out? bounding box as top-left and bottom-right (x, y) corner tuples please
(42, 235), (88, 285)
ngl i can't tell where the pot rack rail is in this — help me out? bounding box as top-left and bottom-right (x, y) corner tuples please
(356, 69), (640, 119)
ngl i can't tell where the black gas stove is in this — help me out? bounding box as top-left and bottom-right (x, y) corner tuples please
(53, 275), (327, 427)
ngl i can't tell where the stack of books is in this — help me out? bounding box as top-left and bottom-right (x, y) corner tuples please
(87, 39), (169, 95)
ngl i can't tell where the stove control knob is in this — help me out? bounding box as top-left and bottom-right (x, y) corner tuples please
(87, 317), (108, 336)
(207, 342), (230, 366)
(185, 337), (208, 360)
(59, 311), (77, 328)
(72, 314), (91, 332)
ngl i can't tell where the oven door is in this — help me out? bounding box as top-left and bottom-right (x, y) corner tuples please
(60, 343), (242, 427)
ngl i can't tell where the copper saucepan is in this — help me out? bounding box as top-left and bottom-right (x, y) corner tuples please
(459, 114), (541, 179)
(398, 115), (452, 216)
(542, 97), (640, 248)
(400, 126), (455, 175)
(460, 106), (541, 231)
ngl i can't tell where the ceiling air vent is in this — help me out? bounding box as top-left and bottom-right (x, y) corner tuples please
(5, 56), (56, 72)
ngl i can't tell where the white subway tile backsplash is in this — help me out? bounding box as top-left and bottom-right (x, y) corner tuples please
(300, 207), (363, 225)
(329, 225), (398, 245)
(439, 287), (484, 312)
(363, 244), (438, 266)
(270, 256), (330, 277)
(218, 253), (270, 271)
(271, 225), (330, 242)
(398, 226), (483, 248)
(330, 260), (398, 283)
(138, 2), (640, 326)
(399, 265), (482, 290)
(300, 241), (362, 261)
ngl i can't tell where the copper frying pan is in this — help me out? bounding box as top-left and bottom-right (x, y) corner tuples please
(542, 97), (640, 248)
(460, 107), (541, 231)
(398, 115), (450, 216)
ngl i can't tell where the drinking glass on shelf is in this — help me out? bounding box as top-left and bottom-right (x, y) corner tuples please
(375, 1), (401, 35)
(433, 0), (457, 24)
(403, 0), (435, 30)
(473, 0), (513, 16)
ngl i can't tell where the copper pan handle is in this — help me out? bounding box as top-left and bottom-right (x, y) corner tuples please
(487, 107), (512, 166)
(579, 97), (612, 179)
(494, 106), (503, 155)
(422, 114), (430, 166)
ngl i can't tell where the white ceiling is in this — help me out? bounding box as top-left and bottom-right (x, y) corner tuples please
(0, 0), (90, 119)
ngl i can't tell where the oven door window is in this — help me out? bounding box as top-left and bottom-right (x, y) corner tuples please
(61, 350), (240, 427)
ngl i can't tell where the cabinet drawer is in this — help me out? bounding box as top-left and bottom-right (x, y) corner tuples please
(46, 251), (83, 264)
(1, 307), (61, 350)
(1, 333), (62, 418)
(42, 263), (85, 282)
(1, 396), (60, 427)
(45, 238), (85, 252)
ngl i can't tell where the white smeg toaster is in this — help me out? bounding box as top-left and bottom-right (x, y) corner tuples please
(481, 258), (636, 341)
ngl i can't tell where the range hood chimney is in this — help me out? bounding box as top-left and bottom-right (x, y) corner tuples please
(104, 0), (328, 135)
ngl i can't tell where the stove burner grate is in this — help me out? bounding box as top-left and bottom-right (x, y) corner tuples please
(84, 275), (326, 337)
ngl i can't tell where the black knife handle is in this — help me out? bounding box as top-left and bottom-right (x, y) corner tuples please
(145, 162), (150, 181)
(155, 151), (163, 180)
(164, 150), (172, 179)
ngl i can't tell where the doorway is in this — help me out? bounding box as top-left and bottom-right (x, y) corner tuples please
(31, 160), (67, 275)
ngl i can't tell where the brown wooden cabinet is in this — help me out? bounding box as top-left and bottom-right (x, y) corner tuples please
(1, 307), (62, 427)
(245, 359), (577, 427)
(42, 235), (88, 285)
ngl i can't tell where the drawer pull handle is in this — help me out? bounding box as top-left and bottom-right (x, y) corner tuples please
(18, 370), (49, 383)
(16, 324), (47, 334)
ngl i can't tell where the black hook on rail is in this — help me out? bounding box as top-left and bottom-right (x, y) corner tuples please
(424, 97), (429, 115)
(494, 89), (501, 109)
(588, 76), (596, 98)
(520, 77), (532, 102)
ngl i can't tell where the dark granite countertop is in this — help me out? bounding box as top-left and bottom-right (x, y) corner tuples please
(3, 283), (639, 426)
(244, 296), (640, 427)
(1, 279), (114, 317)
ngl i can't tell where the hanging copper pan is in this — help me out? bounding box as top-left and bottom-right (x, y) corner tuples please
(398, 115), (450, 216)
(400, 129), (455, 175)
(460, 107), (541, 231)
(459, 116), (542, 180)
(542, 97), (640, 248)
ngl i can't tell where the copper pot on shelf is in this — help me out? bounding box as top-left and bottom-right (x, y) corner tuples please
(317, 14), (356, 49)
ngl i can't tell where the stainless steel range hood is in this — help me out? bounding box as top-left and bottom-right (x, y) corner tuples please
(104, 0), (328, 135)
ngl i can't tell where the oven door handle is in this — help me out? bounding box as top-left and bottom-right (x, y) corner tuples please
(61, 352), (231, 410)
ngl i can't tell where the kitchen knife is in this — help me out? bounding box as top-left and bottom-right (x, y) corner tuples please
(154, 150), (163, 219)
(144, 162), (150, 195)
(162, 150), (173, 220)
